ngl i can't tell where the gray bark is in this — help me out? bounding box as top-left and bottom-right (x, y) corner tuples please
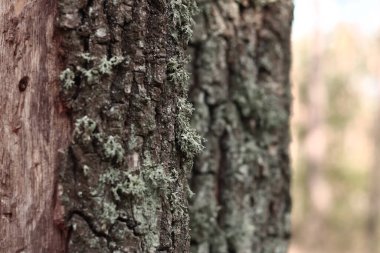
(1, 0), (293, 252)
(56, 0), (197, 252)
(188, 1), (293, 252)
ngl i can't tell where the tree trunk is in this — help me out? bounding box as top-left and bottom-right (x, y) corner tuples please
(1, 0), (293, 253)
(0, 1), (70, 252)
(188, 1), (293, 252)
(2, 0), (198, 252)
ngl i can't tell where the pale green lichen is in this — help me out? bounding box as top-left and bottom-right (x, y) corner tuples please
(74, 54), (125, 83)
(142, 153), (174, 193)
(79, 52), (97, 62)
(103, 136), (125, 163)
(167, 57), (190, 88)
(59, 68), (75, 89)
(101, 202), (119, 225)
(177, 98), (205, 158)
(170, 191), (186, 216)
(74, 116), (97, 143)
(170, 0), (198, 41)
(98, 168), (146, 201)
(77, 66), (99, 84)
(99, 56), (125, 75)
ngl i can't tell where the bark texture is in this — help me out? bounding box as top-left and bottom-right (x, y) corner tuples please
(188, 1), (293, 252)
(57, 0), (197, 252)
(0, 0), (70, 252)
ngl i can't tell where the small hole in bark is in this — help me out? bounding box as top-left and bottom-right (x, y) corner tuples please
(18, 76), (29, 92)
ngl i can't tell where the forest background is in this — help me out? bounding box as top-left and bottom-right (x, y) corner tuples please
(290, 0), (380, 252)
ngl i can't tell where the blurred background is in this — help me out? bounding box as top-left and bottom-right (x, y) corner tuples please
(290, 0), (380, 253)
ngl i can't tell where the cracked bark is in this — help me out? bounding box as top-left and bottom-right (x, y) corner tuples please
(1, 0), (293, 252)
(57, 0), (192, 252)
(189, 1), (293, 252)
(2, 0), (193, 252)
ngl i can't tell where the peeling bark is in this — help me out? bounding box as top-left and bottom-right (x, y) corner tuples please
(0, 0), (69, 252)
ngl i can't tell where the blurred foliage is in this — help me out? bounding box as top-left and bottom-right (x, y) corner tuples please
(290, 24), (380, 253)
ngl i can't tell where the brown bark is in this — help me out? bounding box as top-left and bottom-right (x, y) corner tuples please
(56, 0), (196, 252)
(189, 1), (293, 252)
(1, 0), (293, 252)
(0, 0), (70, 252)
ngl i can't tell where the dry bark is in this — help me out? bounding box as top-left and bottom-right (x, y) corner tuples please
(56, 0), (196, 252)
(189, 1), (293, 252)
(1, 1), (293, 252)
(0, 0), (70, 252)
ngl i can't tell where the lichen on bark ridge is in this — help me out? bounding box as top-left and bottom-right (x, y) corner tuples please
(57, 0), (198, 252)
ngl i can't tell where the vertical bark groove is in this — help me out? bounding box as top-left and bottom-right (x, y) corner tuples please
(189, 1), (293, 252)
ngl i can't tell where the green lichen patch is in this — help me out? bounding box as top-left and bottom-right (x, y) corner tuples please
(103, 136), (125, 164)
(74, 116), (97, 144)
(170, 0), (198, 42)
(167, 56), (190, 89)
(59, 68), (75, 89)
(98, 56), (125, 75)
(176, 98), (205, 158)
(61, 54), (125, 87)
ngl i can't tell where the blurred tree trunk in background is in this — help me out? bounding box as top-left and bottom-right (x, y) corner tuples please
(188, 1), (293, 252)
(367, 89), (380, 253)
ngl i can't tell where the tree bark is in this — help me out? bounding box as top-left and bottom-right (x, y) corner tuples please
(188, 1), (293, 252)
(56, 0), (197, 252)
(0, 1), (70, 252)
(1, 0), (293, 252)
(2, 0), (198, 252)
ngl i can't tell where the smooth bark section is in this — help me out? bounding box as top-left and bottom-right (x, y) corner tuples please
(0, 0), (70, 252)
(189, 1), (293, 252)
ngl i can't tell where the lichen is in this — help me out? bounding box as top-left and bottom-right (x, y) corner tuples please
(98, 56), (125, 75)
(176, 97), (205, 158)
(167, 56), (190, 88)
(170, 0), (198, 42)
(74, 116), (97, 144)
(103, 136), (125, 164)
(59, 68), (75, 89)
